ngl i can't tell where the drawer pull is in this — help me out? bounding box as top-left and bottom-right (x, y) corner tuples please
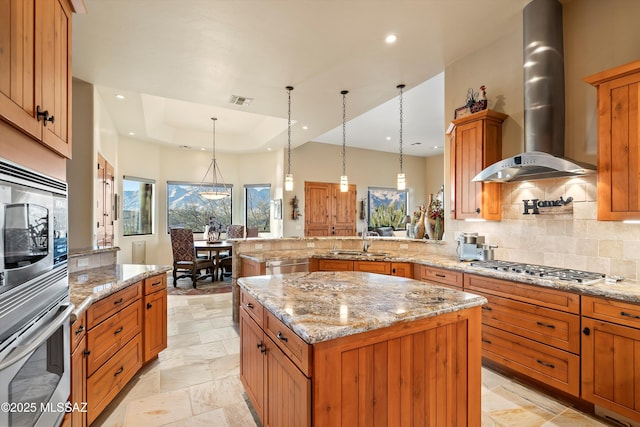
(147, 302), (153, 309)
(481, 338), (492, 345)
(151, 281), (162, 287)
(536, 359), (555, 369)
(536, 321), (556, 329)
(246, 302), (254, 309)
(114, 366), (124, 376)
(257, 342), (267, 354)
(277, 331), (288, 342)
(113, 297), (124, 306)
(83, 349), (91, 357)
(621, 311), (640, 319)
(583, 327), (591, 336)
(114, 326), (124, 335)
(482, 306), (492, 311)
(435, 273), (446, 278)
(75, 325), (85, 335)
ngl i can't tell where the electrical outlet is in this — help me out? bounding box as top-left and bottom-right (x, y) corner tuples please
(254, 243), (263, 249)
(399, 243), (408, 250)
(77, 257), (89, 267)
(306, 242), (315, 248)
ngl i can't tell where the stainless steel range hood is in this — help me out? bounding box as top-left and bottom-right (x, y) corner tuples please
(472, 0), (596, 183)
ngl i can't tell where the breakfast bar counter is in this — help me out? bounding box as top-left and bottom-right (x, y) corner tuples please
(238, 271), (486, 426)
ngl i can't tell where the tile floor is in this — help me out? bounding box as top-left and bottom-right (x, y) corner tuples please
(93, 292), (611, 427)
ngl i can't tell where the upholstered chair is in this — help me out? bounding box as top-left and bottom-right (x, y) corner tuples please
(169, 228), (214, 288)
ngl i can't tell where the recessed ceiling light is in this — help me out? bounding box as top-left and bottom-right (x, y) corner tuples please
(115, 94), (125, 99)
(200, 148), (206, 151)
(386, 136), (391, 141)
(128, 132), (135, 136)
(432, 145), (440, 149)
(267, 147), (272, 151)
(302, 126), (308, 130)
(179, 145), (191, 150)
(385, 34), (397, 44)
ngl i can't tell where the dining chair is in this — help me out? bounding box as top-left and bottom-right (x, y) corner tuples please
(246, 226), (259, 237)
(169, 227), (214, 288)
(226, 224), (245, 239)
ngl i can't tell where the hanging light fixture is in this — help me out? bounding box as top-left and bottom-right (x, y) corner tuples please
(340, 90), (349, 192)
(397, 84), (406, 190)
(199, 117), (230, 200)
(285, 86), (294, 191)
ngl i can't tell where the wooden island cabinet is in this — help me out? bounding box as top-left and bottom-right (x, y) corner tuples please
(239, 272), (485, 426)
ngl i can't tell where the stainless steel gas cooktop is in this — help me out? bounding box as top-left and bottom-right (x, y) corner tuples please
(469, 260), (606, 285)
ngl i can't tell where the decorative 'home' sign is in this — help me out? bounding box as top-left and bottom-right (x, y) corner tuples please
(523, 196), (573, 215)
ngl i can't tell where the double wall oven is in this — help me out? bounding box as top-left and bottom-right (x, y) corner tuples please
(0, 158), (71, 427)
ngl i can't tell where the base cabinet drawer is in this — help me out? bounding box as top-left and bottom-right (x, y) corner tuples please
(478, 291), (580, 354)
(87, 334), (143, 424)
(482, 325), (580, 396)
(414, 265), (463, 288)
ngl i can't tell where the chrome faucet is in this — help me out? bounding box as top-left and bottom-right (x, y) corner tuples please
(362, 220), (371, 252)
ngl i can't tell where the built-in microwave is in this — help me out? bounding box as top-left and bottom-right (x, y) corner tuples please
(0, 158), (68, 343)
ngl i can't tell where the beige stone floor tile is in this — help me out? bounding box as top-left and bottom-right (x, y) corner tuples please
(542, 408), (607, 426)
(188, 376), (246, 416)
(162, 407), (230, 427)
(123, 389), (192, 426)
(486, 407), (556, 427)
(159, 362), (214, 392)
(181, 340), (228, 364)
(175, 318), (215, 335)
(222, 400), (259, 427)
(199, 325), (240, 343)
(167, 331), (201, 347)
(222, 336), (240, 355)
(209, 354), (240, 380)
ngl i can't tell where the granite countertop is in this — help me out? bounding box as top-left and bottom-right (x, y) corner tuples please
(239, 250), (640, 304)
(68, 246), (120, 258)
(69, 264), (171, 320)
(238, 271), (487, 344)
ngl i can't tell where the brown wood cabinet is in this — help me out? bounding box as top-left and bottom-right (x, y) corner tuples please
(585, 60), (640, 221)
(96, 153), (115, 247)
(449, 110), (507, 220)
(414, 264), (463, 289)
(0, 0), (74, 158)
(143, 274), (168, 362)
(390, 261), (412, 278)
(465, 274), (581, 396)
(581, 295), (640, 421)
(70, 312), (87, 427)
(304, 182), (356, 236)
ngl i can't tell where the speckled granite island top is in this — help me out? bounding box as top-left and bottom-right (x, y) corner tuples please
(238, 271), (487, 344)
(69, 264), (171, 320)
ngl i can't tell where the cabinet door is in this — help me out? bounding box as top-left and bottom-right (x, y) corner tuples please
(582, 316), (640, 420)
(0, 0), (40, 139)
(390, 262), (413, 278)
(70, 335), (87, 427)
(240, 309), (266, 423)
(37, 0), (72, 157)
(455, 119), (484, 219)
(265, 337), (311, 427)
(353, 260), (390, 275)
(305, 182), (331, 236)
(332, 184), (356, 236)
(144, 289), (167, 363)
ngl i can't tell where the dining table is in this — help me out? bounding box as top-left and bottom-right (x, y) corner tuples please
(194, 240), (233, 281)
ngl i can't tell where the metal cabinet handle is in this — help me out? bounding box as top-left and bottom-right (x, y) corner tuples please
(114, 326), (123, 335)
(151, 280), (162, 287)
(536, 359), (555, 369)
(75, 325), (85, 335)
(257, 342), (266, 354)
(114, 366), (124, 376)
(435, 273), (446, 278)
(246, 302), (254, 309)
(536, 321), (556, 329)
(481, 338), (492, 345)
(147, 302), (153, 309)
(36, 105), (55, 126)
(113, 297), (124, 305)
(583, 327), (590, 336)
(482, 306), (492, 311)
(621, 311), (640, 319)
(277, 331), (288, 342)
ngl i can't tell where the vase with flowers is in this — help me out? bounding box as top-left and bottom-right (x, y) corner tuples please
(428, 197), (445, 240)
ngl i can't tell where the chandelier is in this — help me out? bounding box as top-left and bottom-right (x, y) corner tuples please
(199, 117), (230, 200)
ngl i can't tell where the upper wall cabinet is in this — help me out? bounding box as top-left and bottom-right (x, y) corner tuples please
(0, 0), (73, 158)
(585, 60), (640, 221)
(449, 110), (508, 221)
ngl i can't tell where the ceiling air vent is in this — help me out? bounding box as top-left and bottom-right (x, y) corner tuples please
(229, 95), (254, 106)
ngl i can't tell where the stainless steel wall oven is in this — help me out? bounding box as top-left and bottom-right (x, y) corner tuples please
(0, 158), (71, 427)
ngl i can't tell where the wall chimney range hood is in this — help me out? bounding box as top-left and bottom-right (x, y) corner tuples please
(472, 0), (596, 183)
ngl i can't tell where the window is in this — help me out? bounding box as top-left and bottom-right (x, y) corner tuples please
(367, 187), (409, 230)
(123, 176), (154, 236)
(167, 182), (232, 233)
(245, 184), (270, 232)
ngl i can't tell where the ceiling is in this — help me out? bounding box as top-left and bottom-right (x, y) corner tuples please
(72, 0), (530, 157)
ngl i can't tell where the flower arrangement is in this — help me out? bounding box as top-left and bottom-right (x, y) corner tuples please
(428, 198), (444, 221)
(412, 205), (425, 224)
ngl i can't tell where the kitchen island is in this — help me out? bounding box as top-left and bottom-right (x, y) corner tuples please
(238, 271), (486, 427)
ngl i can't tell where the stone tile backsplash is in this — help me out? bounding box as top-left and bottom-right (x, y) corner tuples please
(447, 175), (640, 280)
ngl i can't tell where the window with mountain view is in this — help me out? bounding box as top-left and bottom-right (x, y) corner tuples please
(245, 184), (270, 233)
(123, 176), (155, 236)
(167, 182), (232, 233)
(367, 187), (408, 230)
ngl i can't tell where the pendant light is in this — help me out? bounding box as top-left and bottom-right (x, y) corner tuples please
(199, 117), (230, 200)
(340, 90), (349, 192)
(397, 84), (406, 190)
(285, 86), (294, 191)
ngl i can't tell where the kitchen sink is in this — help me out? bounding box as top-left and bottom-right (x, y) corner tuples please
(329, 250), (389, 257)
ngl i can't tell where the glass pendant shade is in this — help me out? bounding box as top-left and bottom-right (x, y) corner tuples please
(397, 173), (406, 190)
(340, 175), (349, 192)
(285, 173), (294, 191)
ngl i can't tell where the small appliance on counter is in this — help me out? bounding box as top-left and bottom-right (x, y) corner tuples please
(456, 233), (497, 261)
